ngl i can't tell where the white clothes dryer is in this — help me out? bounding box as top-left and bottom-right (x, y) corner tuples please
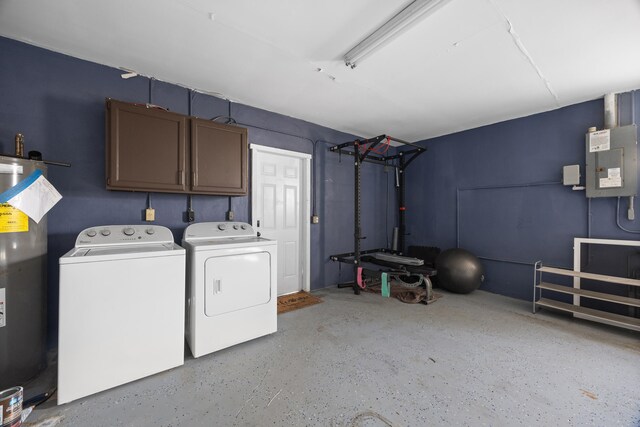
(182, 222), (277, 358)
(58, 225), (185, 404)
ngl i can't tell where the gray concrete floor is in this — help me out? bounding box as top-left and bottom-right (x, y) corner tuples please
(26, 288), (639, 427)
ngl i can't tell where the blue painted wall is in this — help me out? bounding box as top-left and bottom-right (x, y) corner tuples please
(405, 92), (640, 300)
(3, 35), (638, 347)
(0, 37), (395, 345)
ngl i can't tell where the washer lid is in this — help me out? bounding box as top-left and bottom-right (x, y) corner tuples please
(60, 242), (185, 264)
(69, 243), (177, 257)
(75, 225), (175, 248)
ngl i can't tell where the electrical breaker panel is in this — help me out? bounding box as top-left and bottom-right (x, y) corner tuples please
(585, 124), (638, 198)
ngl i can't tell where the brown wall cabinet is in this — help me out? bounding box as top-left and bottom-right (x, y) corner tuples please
(106, 99), (248, 196)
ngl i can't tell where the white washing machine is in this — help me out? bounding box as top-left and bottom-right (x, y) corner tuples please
(58, 225), (185, 404)
(182, 222), (277, 358)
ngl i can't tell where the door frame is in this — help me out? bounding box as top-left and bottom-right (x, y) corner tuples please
(250, 144), (311, 293)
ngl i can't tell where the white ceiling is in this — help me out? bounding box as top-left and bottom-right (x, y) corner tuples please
(1, 0), (640, 141)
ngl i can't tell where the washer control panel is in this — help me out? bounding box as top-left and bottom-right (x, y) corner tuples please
(184, 222), (255, 241)
(75, 225), (174, 247)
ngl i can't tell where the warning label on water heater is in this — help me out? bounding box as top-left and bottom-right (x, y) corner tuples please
(0, 288), (5, 328)
(0, 203), (28, 233)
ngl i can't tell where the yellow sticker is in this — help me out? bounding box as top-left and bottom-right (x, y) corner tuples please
(0, 203), (29, 233)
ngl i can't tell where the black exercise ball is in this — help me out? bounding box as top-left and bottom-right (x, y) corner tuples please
(435, 248), (484, 294)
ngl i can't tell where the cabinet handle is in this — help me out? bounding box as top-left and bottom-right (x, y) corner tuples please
(192, 171), (197, 187)
(213, 279), (221, 294)
(178, 170), (184, 185)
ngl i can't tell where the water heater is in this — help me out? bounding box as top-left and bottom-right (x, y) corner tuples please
(0, 156), (47, 389)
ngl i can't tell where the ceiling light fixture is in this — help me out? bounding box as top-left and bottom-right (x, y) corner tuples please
(344, 0), (452, 69)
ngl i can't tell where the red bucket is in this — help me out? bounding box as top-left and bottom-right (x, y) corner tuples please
(0, 387), (23, 427)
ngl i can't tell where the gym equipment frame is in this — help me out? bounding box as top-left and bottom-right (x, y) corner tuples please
(328, 134), (432, 295)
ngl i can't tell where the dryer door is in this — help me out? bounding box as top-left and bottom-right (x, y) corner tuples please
(204, 251), (272, 317)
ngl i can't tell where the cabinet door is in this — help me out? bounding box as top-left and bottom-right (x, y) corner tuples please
(190, 119), (248, 195)
(107, 100), (187, 192)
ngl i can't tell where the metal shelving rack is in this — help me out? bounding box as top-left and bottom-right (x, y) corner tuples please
(533, 238), (640, 331)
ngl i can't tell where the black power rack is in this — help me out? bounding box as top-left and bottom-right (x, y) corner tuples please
(329, 134), (426, 294)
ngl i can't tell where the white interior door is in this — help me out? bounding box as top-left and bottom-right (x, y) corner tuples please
(251, 145), (310, 296)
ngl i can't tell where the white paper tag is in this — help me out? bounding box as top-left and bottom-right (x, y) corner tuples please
(6, 174), (62, 223)
(589, 129), (610, 152)
(0, 164), (23, 174)
(0, 288), (5, 328)
(608, 167), (621, 178)
(600, 176), (622, 188)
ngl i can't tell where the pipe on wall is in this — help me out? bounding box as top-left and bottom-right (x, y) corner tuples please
(604, 92), (618, 129)
(477, 256), (536, 266)
(616, 196), (640, 233)
(602, 92), (640, 223)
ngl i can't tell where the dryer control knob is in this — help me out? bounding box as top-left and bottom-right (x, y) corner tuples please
(241, 225), (247, 230)
(86, 229), (97, 237)
(233, 224), (239, 230)
(100, 229), (111, 236)
(146, 228), (155, 235)
(123, 227), (135, 236)
(217, 224), (227, 231)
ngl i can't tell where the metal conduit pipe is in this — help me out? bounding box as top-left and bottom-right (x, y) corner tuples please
(477, 256), (535, 266)
(604, 93), (618, 129)
(603, 93), (637, 222)
(630, 90), (637, 221)
(587, 197), (592, 238)
(616, 196), (640, 233)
